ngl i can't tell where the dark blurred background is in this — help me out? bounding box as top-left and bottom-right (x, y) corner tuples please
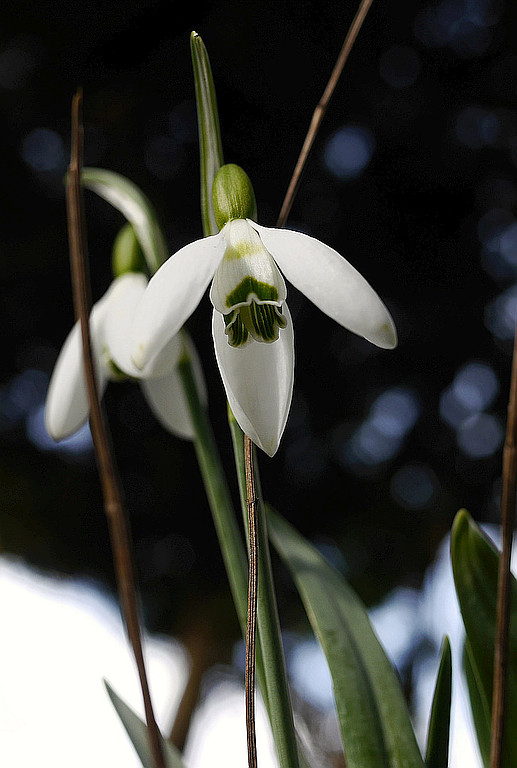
(1, 0), (516, 705)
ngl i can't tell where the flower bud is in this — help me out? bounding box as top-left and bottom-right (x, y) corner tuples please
(212, 164), (257, 230)
(112, 222), (147, 278)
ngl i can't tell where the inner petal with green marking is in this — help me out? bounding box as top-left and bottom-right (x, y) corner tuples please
(210, 218), (289, 348)
(224, 301), (287, 347)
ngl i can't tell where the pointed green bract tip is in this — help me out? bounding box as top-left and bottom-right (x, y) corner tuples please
(112, 222), (147, 278)
(212, 163), (257, 230)
(452, 508), (471, 538)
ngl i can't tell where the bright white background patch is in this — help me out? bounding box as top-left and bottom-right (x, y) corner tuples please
(0, 528), (511, 768)
(0, 558), (187, 768)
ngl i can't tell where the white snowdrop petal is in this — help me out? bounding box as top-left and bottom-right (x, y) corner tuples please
(142, 333), (207, 440)
(45, 302), (109, 440)
(104, 273), (182, 379)
(212, 305), (294, 457)
(131, 233), (226, 369)
(251, 222), (397, 349)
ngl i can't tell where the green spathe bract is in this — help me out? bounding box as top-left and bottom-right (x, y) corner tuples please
(112, 222), (147, 278)
(212, 163), (257, 229)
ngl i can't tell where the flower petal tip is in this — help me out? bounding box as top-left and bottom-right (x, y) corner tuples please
(261, 440), (279, 458)
(378, 320), (398, 350)
(131, 343), (148, 371)
(44, 405), (74, 442)
(44, 417), (61, 442)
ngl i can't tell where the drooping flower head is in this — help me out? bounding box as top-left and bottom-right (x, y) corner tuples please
(131, 163), (396, 456)
(45, 223), (205, 442)
(210, 165), (288, 349)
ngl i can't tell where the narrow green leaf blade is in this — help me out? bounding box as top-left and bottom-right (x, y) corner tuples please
(425, 636), (452, 768)
(105, 681), (186, 768)
(190, 31), (224, 237)
(463, 639), (491, 768)
(450, 508), (517, 766)
(81, 167), (169, 274)
(267, 508), (424, 768)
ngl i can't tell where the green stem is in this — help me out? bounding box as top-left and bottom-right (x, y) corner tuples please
(176, 347), (269, 707)
(228, 409), (300, 768)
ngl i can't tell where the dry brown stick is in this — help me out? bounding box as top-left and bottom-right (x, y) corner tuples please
(244, 434), (258, 768)
(490, 324), (517, 768)
(67, 89), (166, 768)
(277, 0), (374, 229)
(240, 4), (376, 765)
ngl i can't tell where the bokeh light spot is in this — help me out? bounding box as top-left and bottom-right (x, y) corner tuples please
(390, 463), (439, 510)
(453, 361), (499, 411)
(457, 412), (503, 458)
(369, 387), (420, 439)
(22, 128), (66, 173)
(485, 284), (517, 341)
(324, 125), (375, 180)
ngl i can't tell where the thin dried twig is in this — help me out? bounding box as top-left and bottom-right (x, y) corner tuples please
(245, 434), (258, 768)
(241, 4), (376, 766)
(66, 89), (166, 768)
(277, 0), (374, 228)
(490, 324), (517, 768)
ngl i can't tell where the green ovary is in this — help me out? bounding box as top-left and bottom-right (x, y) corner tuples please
(224, 302), (287, 347)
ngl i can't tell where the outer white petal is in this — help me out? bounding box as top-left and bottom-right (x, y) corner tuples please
(131, 233), (226, 369)
(250, 222), (397, 349)
(45, 302), (109, 440)
(141, 333), (207, 440)
(212, 306), (294, 457)
(103, 273), (182, 379)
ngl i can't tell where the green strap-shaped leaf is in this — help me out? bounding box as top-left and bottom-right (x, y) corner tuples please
(451, 508), (517, 767)
(267, 508), (425, 768)
(81, 167), (169, 274)
(105, 681), (186, 768)
(463, 638), (491, 768)
(425, 636), (452, 768)
(190, 31), (224, 237)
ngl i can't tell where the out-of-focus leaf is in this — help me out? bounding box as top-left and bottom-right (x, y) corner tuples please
(190, 31), (223, 237)
(425, 636), (452, 768)
(463, 638), (491, 768)
(105, 681), (186, 768)
(451, 508), (517, 766)
(267, 508), (424, 768)
(82, 167), (169, 274)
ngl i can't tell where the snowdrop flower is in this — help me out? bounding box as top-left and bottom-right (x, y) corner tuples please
(131, 164), (397, 456)
(46, 229), (204, 442)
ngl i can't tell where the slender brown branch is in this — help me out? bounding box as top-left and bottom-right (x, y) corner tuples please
(277, 0), (374, 228)
(490, 324), (517, 768)
(238, 6), (376, 763)
(67, 89), (166, 768)
(244, 434), (258, 768)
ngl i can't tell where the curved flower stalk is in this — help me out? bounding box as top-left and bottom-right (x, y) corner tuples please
(131, 163), (397, 456)
(45, 270), (206, 441)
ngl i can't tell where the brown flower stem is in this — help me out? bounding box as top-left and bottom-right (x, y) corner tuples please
(277, 0), (374, 228)
(490, 324), (517, 768)
(245, 434), (258, 768)
(237, 4), (376, 766)
(66, 89), (165, 768)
